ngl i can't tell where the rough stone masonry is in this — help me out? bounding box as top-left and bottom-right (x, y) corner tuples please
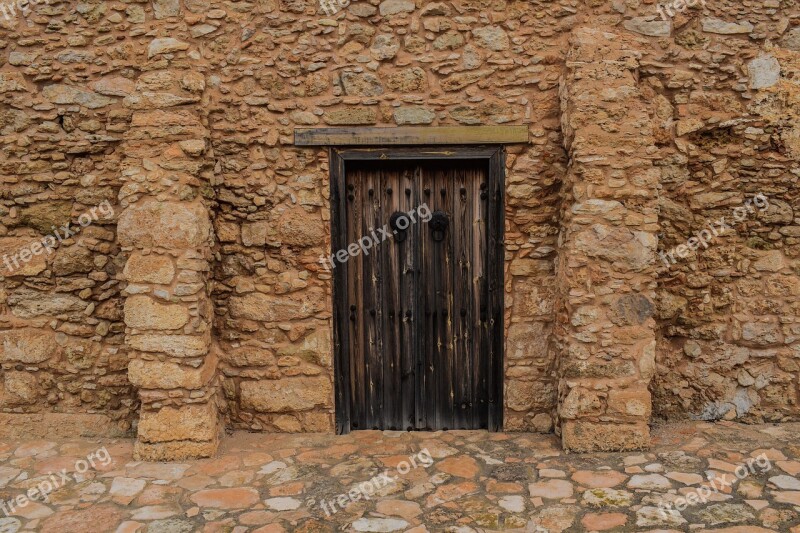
(0, 0), (798, 460)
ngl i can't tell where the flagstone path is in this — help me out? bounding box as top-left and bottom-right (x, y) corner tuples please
(0, 421), (799, 532)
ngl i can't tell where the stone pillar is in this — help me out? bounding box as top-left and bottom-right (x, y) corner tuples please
(117, 41), (220, 460)
(555, 28), (659, 452)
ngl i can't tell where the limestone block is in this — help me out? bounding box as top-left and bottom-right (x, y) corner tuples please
(607, 386), (652, 418)
(123, 92), (200, 110)
(137, 402), (218, 443)
(228, 288), (326, 322)
(276, 207), (326, 247)
(0, 237), (48, 277)
(134, 438), (218, 461)
(379, 0), (414, 16)
(129, 356), (216, 389)
(752, 250), (786, 272)
(41, 84), (114, 109)
(148, 38), (189, 58)
(341, 72), (384, 97)
(53, 245), (94, 275)
(562, 420), (650, 452)
(240, 377), (332, 412)
(394, 106), (436, 125)
(506, 322), (551, 361)
(0, 328), (58, 364)
(609, 293), (655, 326)
(275, 328), (332, 367)
(472, 26), (510, 51)
(128, 333), (209, 358)
(123, 253), (175, 284)
(506, 380), (555, 412)
(153, 0), (180, 19)
(702, 18), (754, 34)
(0, 71), (28, 92)
(2, 371), (38, 405)
(562, 359), (637, 379)
(8, 287), (85, 318)
(118, 200), (211, 250)
(371, 34), (400, 60)
(386, 67), (427, 92)
(324, 107), (377, 125)
(221, 345), (276, 367)
(19, 201), (72, 233)
(511, 280), (554, 318)
(92, 76), (136, 96)
(0, 413), (130, 439)
(124, 295), (190, 330)
(241, 221), (273, 247)
(572, 224), (656, 272)
(559, 387), (604, 419)
(749, 54), (780, 90)
(741, 322), (783, 347)
(623, 18), (671, 37)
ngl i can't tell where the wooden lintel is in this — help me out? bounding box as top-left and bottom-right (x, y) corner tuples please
(294, 126), (529, 146)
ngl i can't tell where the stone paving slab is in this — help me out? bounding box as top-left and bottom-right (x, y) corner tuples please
(0, 421), (799, 532)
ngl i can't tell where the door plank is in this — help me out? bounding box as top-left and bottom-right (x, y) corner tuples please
(487, 150), (505, 431)
(448, 164), (468, 429)
(360, 166), (383, 429)
(399, 166), (417, 431)
(473, 169), (488, 429)
(347, 168), (364, 430)
(381, 166), (400, 429)
(332, 150), (351, 433)
(436, 164), (455, 429)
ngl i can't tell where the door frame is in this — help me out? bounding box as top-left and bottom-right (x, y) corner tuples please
(330, 146), (505, 434)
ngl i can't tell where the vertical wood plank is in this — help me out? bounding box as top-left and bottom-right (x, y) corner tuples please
(473, 165), (488, 429)
(331, 149), (351, 434)
(414, 165), (428, 430)
(488, 149), (505, 431)
(362, 167), (378, 429)
(452, 164), (466, 430)
(381, 165), (401, 429)
(346, 165), (363, 430)
(399, 165), (417, 431)
(441, 165), (454, 430)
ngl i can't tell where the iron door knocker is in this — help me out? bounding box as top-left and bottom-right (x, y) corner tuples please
(389, 211), (410, 243)
(429, 210), (449, 242)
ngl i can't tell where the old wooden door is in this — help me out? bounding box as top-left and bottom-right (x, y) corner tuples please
(335, 155), (502, 432)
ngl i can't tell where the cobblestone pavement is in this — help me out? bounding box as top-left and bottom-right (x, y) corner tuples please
(1, 421), (800, 532)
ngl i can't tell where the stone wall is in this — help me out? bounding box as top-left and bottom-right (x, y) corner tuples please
(556, 28), (660, 451)
(0, 5), (134, 433)
(200, 0), (571, 435)
(650, 46), (800, 424)
(0, 0), (798, 457)
(117, 60), (222, 460)
(607, 0), (800, 424)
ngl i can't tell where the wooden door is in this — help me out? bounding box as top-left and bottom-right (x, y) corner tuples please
(338, 157), (501, 432)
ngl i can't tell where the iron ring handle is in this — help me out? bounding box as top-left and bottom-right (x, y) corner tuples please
(429, 210), (448, 242)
